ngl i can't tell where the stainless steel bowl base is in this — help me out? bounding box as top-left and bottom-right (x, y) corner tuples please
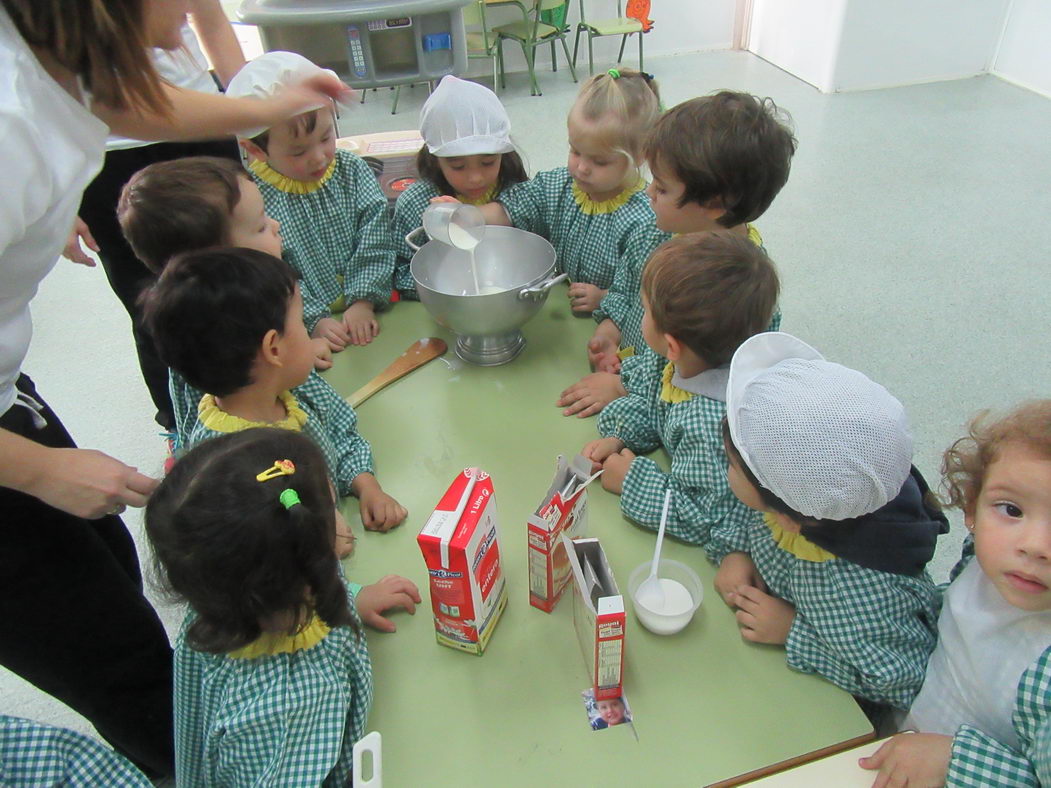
(456, 332), (526, 366)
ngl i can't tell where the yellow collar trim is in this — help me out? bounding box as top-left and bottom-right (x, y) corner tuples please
(249, 157), (336, 194)
(659, 362), (695, 404)
(228, 615), (331, 659)
(747, 224), (763, 247)
(571, 177), (645, 215)
(455, 184), (498, 206)
(198, 390), (307, 433)
(763, 513), (835, 563)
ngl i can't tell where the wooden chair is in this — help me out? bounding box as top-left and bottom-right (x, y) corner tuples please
(494, 0), (578, 96)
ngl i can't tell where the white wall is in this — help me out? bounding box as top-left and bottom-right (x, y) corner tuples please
(749, 0), (1010, 93)
(992, 0), (1051, 98)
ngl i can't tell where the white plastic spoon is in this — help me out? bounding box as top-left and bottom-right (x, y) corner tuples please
(635, 489), (672, 608)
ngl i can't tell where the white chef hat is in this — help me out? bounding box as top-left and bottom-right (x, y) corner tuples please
(420, 75), (515, 157)
(225, 51), (344, 138)
(726, 332), (913, 521)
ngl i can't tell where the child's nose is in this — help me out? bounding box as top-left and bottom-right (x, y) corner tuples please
(1019, 522), (1051, 560)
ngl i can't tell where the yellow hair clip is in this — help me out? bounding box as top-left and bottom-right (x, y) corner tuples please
(256, 459), (296, 482)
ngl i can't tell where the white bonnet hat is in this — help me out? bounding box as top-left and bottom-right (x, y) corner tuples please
(420, 75), (515, 157)
(225, 51), (344, 138)
(726, 332), (913, 521)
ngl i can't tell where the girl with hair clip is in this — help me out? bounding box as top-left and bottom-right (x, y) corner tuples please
(391, 75), (527, 299)
(862, 401), (1051, 787)
(475, 68), (668, 315)
(147, 428), (418, 787)
(0, 0), (346, 777)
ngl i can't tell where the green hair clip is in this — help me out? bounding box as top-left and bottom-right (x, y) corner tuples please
(607, 68), (621, 79)
(279, 488), (301, 510)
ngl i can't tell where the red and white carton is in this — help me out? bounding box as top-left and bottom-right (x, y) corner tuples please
(527, 454), (592, 612)
(562, 535), (626, 701)
(418, 468), (508, 655)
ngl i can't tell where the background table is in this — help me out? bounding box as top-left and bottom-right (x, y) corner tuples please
(323, 293), (873, 787)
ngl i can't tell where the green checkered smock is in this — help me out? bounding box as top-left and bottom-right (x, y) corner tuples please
(597, 349), (761, 562)
(184, 370), (373, 497)
(0, 715), (150, 787)
(596, 224), (780, 355)
(249, 150), (395, 332)
(173, 581), (373, 787)
(739, 521), (939, 710)
(947, 647), (1051, 786)
(497, 168), (666, 289)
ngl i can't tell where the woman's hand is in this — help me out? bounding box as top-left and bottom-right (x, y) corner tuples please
(62, 217), (99, 267)
(24, 447), (158, 519)
(355, 575), (421, 633)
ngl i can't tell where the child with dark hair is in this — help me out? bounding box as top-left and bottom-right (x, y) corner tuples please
(226, 51), (395, 350)
(560, 90), (797, 419)
(716, 332), (947, 718)
(391, 76), (527, 300)
(118, 155), (332, 444)
(862, 401), (1051, 786)
(147, 428), (418, 786)
(142, 247), (407, 535)
(581, 232), (778, 545)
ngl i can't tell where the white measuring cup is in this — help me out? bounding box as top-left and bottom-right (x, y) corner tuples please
(422, 203), (485, 250)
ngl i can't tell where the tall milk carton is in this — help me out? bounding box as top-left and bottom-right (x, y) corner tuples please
(418, 468), (507, 655)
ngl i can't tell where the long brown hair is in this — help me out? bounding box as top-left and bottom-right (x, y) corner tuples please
(3, 0), (171, 116)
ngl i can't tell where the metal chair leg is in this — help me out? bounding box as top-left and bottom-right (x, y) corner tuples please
(587, 31), (594, 75)
(572, 25), (583, 69)
(551, 40), (557, 72)
(559, 36), (577, 83)
(497, 37), (506, 89)
(520, 39), (540, 96)
(617, 33), (628, 64)
(639, 31), (644, 71)
(390, 84), (401, 115)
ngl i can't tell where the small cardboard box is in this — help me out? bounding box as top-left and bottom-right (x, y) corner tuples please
(418, 468), (507, 655)
(563, 535), (626, 701)
(527, 454), (592, 612)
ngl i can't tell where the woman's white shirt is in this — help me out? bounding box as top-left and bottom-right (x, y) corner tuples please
(906, 559), (1051, 749)
(0, 8), (109, 417)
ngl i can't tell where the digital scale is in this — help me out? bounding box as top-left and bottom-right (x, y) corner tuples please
(336, 129), (424, 215)
(236, 0), (471, 89)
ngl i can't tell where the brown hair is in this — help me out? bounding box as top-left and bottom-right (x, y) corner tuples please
(248, 109), (322, 152)
(2, 0), (170, 116)
(415, 146), (528, 198)
(644, 91), (797, 228)
(641, 232), (779, 366)
(118, 156), (248, 273)
(571, 68), (661, 168)
(943, 400), (1051, 515)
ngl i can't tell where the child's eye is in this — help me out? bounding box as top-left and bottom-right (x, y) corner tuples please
(480, 159), (498, 167)
(995, 501), (1024, 518)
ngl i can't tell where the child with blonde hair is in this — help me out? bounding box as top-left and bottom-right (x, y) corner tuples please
(147, 428), (418, 786)
(862, 401), (1051, 786)
(480, 67), (668, 315)
(391, 76), (527, 299)
(226, 51), (395, 349)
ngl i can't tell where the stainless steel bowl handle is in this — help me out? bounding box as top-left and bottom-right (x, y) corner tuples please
(405, 226), (429, 252)
(518, 273), (568, 300)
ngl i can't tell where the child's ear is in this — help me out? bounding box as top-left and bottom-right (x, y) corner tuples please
(664, 333), (683, 362)
(701, 196), (728, 223)
(260, 328), (283, 367)
(240, 138), (267, 164)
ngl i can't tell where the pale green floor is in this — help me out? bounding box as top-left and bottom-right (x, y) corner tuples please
(8, 47), (1051, 746)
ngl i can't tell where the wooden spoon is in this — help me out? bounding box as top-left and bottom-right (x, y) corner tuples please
(347, 338), (448, 408)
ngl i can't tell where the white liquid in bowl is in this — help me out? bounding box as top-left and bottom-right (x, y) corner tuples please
(634, 578), (696, 635)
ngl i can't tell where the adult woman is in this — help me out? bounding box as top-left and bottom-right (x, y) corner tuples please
(0, 0), (346, 777)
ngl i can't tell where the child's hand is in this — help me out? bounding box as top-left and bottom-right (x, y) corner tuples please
(714, 552), (766, 608)
(586, 332), (621, 373)
(334, 509), (356, 559)
(312, 317), (350, 352)
(581, 437), (625, 469)
(558, 372), (627, 418)
(355, 574), (421, 633)
(430, 195), (461, 204)
(567, 283), (606, 314)
(859, 733), (952, 788)
(732, 585), (795, 644)
(600, 448), (636, 494)
(311, 337), (333, 371)
(352, 474), (407, 532)
(342, 301), (379, 346)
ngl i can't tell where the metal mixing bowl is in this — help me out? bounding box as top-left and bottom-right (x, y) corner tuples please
(409, 226), (565, 365)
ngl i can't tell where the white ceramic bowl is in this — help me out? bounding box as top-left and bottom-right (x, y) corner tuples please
(628, 559), (703, 635)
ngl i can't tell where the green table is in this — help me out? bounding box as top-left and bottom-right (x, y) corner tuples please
(323, 296), (873, 787)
